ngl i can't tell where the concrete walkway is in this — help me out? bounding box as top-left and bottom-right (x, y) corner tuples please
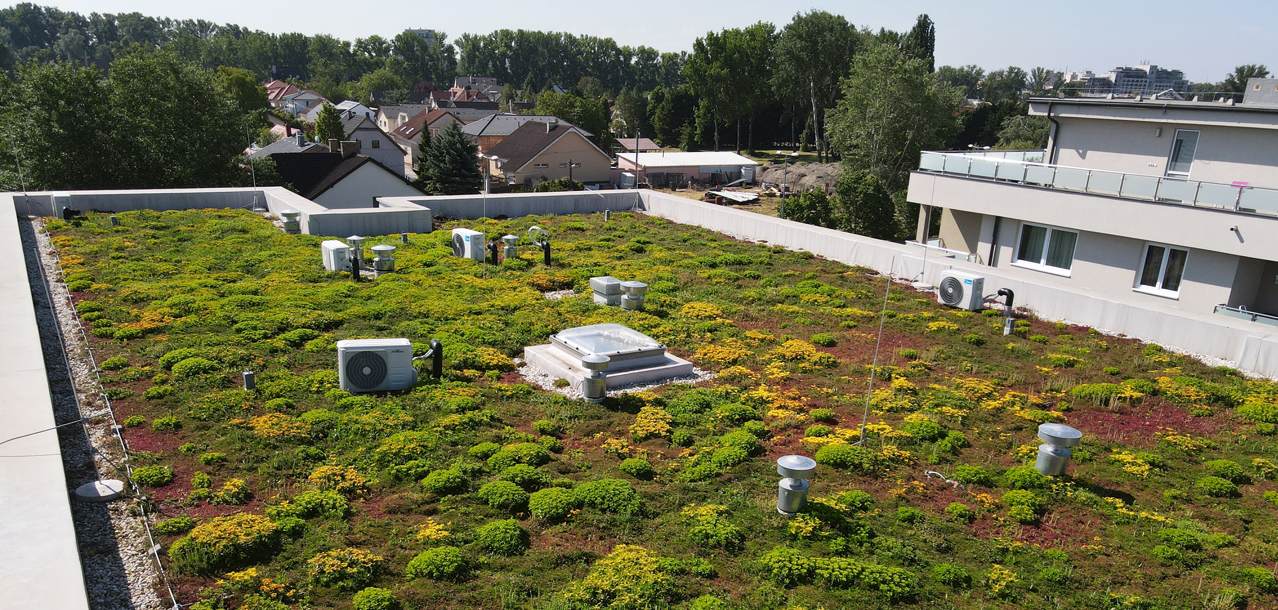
(0, 199), (89, 608)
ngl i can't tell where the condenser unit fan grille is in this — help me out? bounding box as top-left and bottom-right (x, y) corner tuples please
(938, 276), (965, 306)
(345, 351), (388, 390)
(451, 234), (465, 256)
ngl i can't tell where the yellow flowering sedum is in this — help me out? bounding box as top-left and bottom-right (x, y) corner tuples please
(416, 518), (451, 543)
(630, 406), (673, 442)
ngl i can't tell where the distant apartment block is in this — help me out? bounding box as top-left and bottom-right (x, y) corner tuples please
(1066, 64), (1189, 97)
(908, 94), (1278, 326)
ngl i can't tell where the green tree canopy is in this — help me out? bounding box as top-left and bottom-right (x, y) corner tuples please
(214, 65), (267, 116)
(834, 170), (897, 240)
(995, 115), (1049, 150)
(1222, 64), (1270, 94)
(826, 42), (963, 193)
(314, 102), (345, 144)
(1, 61), (115, 189)
(901, 14), (935, 72)
(417, 122), (480, 195)
(772, 11), (857, 161)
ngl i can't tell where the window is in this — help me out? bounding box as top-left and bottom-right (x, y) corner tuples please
(1013, 223), (1077, 274)
(1136, 243), (1188, 297)
(1166, 129), (1198, 176)
(371, 139), (380, 149)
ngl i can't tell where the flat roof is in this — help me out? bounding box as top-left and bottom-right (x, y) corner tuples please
(0, 196), (90, 609)
(1029, 96), (1278, 114)
(623, 151), (759, 168)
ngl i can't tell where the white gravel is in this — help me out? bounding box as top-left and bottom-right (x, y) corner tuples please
(28, 217), (167, 610)
(542, 289), (576, 300)
(515, 358), (714, 399)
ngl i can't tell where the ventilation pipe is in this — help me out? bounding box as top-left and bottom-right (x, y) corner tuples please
(998, 288), (1016, 336)
(347, 235), (365, 282)
(487, 238), (501, 265)
(280, 210), (301, 233)
(109, 215), (119, 226)
(242, 370), (256, 391)
(501, 235), (518, 261)
(776, 455), (817, 517)
(581, 354), (610, 402)
(414, 339), (444, 378)
(620, 281), (648, 311)
(1035, 423), (1083, 476)
(372, 244), (395, 273)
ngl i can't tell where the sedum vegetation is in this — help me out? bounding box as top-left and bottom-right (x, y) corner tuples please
(47, 208), (1278, 609)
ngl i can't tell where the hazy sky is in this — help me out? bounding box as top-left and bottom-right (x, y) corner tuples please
(32, 0), (1278, 82)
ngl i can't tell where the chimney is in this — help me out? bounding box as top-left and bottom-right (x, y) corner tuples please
(327, 138), (339, 152)
(295, 133), (306, 147)
(339, 140), (361, 158)
(546, 118), (557, 133)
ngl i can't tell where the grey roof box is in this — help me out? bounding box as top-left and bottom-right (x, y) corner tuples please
(590, 276), (622, 295)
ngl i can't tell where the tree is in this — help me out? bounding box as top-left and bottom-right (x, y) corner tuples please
(1028, 66), (1059, 95)
(1222, 64), (1270, 94)
(778, 189), (834, 228)
(937, 65), (984, 99)
(647, 85), (696, 148)
(980, 67), (1027, 103)
(410, 126), (431, 189)
(773, 11), (856, 161)
(826, 42), (963, 194)
(350, 66), (407, 104)
(834, 170), (897, 239)
(214, 65), (267, 116)
(1, 61), (115, 189)
(108, 48), (245, 187)
(417, 122), (480, 195)
(728, 22), (777, 153)
(612, 87), (648, 138)
(995, 115), (1049, 149)
(683, 29), (731, 150)
(900, 14), (935, 72)
(532, 90), (610, 143)
(314, 102), (345, 144)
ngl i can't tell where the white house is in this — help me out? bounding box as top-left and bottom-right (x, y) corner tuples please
(616, 151), (759, 188)
(304, 100), (375, 124)
(272, 145), (423, 209)
(908, 86), (1278, 324)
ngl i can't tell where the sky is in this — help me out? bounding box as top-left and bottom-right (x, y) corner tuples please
(31, 0), (1278, 82)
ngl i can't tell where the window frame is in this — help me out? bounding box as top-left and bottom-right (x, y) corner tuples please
(1165, 128), (1199, 177)
(1133, 242), (1189, 299)
(1011, 222), (1077, 277)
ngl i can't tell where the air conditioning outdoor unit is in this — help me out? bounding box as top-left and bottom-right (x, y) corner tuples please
(321, 240), (351, 272)
(451, 228), (486, 262)
(937, 270), (986, 311)
(337, 338), (417, 393)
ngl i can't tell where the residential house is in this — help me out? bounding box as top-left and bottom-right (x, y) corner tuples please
(272, 144), (423, 209)
(304, 100), (375, 124)
(616, 151), (759, 187)
(907, 92), (1278, 323)
(486, 121), (612, 187)
(389, 109), (463, 178)
(451, 76), (501, 101)
(281, 89), (328, 116)
(432, 99), (501, 123)
(247, 133), (327, 161)
(377, 104), (431, 132)
(265, 79), (299, 108)
(337, 114), (406, 177)
(618, 137), (663, 153)
(461, 114), (586, 154)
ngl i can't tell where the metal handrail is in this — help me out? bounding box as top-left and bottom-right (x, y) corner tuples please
(1214, 304), (1278, 325)
(918, 151), (1278, 217)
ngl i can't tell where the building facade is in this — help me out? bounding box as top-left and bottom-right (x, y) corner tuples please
(907, 96), (1278, 324)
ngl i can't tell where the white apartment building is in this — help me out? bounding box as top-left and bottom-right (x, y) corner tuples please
(908, 93), (1278, 326)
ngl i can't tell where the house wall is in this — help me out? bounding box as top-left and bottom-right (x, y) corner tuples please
(937, 208), (983, 254)
(349, 127), (406, 177)
(1053, 117), (1278, 188)
(506, 131), (612, 185)
(314, 164), (423, 209)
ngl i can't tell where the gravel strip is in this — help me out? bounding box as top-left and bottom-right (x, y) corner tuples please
(516, 358), (714, 400)
(542, 289), (576, 300)
(26, 217), (166, 610)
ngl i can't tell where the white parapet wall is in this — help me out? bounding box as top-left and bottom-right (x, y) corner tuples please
(380, 189), (644, 219)
(637, 190), (1278, 379)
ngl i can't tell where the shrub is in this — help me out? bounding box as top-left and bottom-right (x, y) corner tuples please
(682, 504), (744, 551)
(100, 355), (129, 370)
(710, 446), (749, 470)
(308, 465), (369, 498)
(467, 442), (501, 459)
(211, 478), (252, 505)
(1003, 490), (1046, 524)
(810, 408), (836, 422)
(266, 489), (352, 521)
(476, 480), (529, 512)
(486, 442), (551, 470)
(563, 545), (676, 608)
(901, 419), (945, 442)
(168, 513), (281, 575)
(573, 478), (642, 515)
(122, 415), (145, 427)
(473, 519), (528, 556)
(618, 457), (655, 480)
(933, 563), (971, 588)
(630, 406), (673, 442)
(421, 468), (468, 495)
(810, 332), (837, 347)
(497, 464), (551, 490)
(154, 516), (196, 535)
(1070, 383), (1120, 403)
(945, 502), (976, 524)
(897, 506), (925, 524)
(405, 546), (467, 581)
(528, 487), (576, 522)
(1238, 401), (1278, 424)
(961, 333), (986, 346)
(1150, 544), (1187, 565)
(1205, 459), (1251, 484)
(952, 464), (997, 487)
(351, 587), (399, 610)
(1240, 566), (1278, 594)
(1001, 466), (1050, 490)
(1195, 476), (1240, 498)
(151, 415), (181, 432)
(308, 547), (384, 590)
(759, 547), (814, 586)
(719, 429), (762, 455)
(144, 385), (174, 400)
(133, 465), (173, 487)
(532, 419), (562, 436)
(171, 357), (219, 379)
(815, 443), (880, 473)
(688, 595), (729, 610)
(198, 452), (227, 466)
(838, 490), (875, 512)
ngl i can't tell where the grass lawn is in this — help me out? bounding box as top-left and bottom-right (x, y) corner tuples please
(47, 208), (1278, 609)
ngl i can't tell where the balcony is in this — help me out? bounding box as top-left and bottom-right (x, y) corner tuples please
(918, 150), (1278, 217)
